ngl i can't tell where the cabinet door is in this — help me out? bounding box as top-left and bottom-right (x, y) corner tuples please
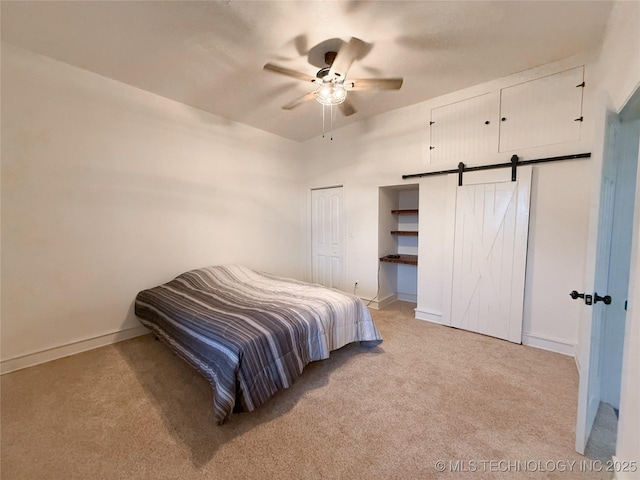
(429, 92), (498, 165)
(499, 66), (584, 152)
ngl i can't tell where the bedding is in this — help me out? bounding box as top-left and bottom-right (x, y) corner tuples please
(134, 264), (383, 424)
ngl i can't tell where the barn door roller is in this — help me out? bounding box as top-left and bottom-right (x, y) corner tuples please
(457, 155), (530, 186)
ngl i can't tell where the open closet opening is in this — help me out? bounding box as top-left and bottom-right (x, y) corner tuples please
(378, 184), (419, 307)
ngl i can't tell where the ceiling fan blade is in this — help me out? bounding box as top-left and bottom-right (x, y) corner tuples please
(339, 98), (357, 116)
(281, 91), (317, 110)
(346, 78), (404, 91)
(329, 37), (367, 79)
(292, 34), (309, 57)
(263, 63), (316, 83)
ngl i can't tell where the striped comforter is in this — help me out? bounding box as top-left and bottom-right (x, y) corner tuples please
(134, 265), (383, 424)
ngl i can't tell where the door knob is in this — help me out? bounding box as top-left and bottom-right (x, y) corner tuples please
(594, 292), (612, 305)
(570, 290), (585, 300)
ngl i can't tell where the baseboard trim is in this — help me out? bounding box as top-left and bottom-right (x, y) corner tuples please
(0, 325), (150, 375)
(397, 292), (417, 303)
(415, 309), (444, 324)
(362, 293), (397, 310)
(522, 332), (575, 356)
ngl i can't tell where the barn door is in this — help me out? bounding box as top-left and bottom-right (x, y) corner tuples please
(444, 167), (532, 343)
(311, 186), (345, 291)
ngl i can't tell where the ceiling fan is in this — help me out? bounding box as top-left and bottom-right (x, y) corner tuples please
(263, 37), (403, 117)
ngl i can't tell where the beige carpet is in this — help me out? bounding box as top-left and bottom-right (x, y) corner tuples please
(1, 302), (611, 479)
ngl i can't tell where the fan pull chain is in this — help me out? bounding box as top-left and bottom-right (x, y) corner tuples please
(321, 104), (335, 141)
(330, 104), (334, 141)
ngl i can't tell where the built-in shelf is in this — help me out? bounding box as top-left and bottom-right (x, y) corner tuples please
(386, 208), (419, 264)
(380, 254), (418, 266)
(391, 209), (419, 215)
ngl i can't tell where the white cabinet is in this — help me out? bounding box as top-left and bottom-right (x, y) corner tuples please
(429, 66), (585, 162)
(498, 66), (584, 152)
(429, 92), (498, 165)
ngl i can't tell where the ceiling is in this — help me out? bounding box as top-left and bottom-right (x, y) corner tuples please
(1, 1), (613, 142)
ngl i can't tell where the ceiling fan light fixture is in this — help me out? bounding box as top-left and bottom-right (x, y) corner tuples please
(315, 83), (347, 106)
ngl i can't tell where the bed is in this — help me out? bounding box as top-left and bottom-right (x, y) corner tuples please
(134, 264), (383, 424)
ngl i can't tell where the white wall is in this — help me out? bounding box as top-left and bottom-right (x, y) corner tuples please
(301, 53), (595, 356)
(0, 44), (303, 372)
(591, 1), (640, 114)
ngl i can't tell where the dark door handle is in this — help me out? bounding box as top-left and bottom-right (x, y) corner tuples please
(594, 292), (612, 305)
(570, 290), (585, 300)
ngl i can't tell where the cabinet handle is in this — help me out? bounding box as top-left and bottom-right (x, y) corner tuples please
(484, 120), (490, 125)
(501, 117), (507, 121)
(574, 116), (584, 122)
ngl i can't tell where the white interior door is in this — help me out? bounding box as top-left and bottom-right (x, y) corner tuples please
(311, 187), (345, 291)
(575, 111), (620, 453)
(444, 167), (532, 343)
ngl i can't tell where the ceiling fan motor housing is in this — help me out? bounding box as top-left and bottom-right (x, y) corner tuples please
(316, 67), (331, 80)
(324, 51), (337, 66)
(317, 51), (339, 81)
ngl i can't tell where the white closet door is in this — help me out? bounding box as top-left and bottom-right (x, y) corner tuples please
(311, 187), (345, 291)
(444, 167), (532, 343)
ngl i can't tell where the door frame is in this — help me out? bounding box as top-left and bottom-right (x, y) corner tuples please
(613, 85), (640, 468)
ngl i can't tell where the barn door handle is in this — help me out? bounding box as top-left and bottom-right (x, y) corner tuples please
(569, 290), (584, 300)
(594, 292), (612, 305)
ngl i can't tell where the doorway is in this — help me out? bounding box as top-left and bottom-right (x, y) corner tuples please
(576, 93), (640, 456)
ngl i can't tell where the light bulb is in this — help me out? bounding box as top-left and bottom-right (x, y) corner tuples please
(315, 82), (347, 106)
